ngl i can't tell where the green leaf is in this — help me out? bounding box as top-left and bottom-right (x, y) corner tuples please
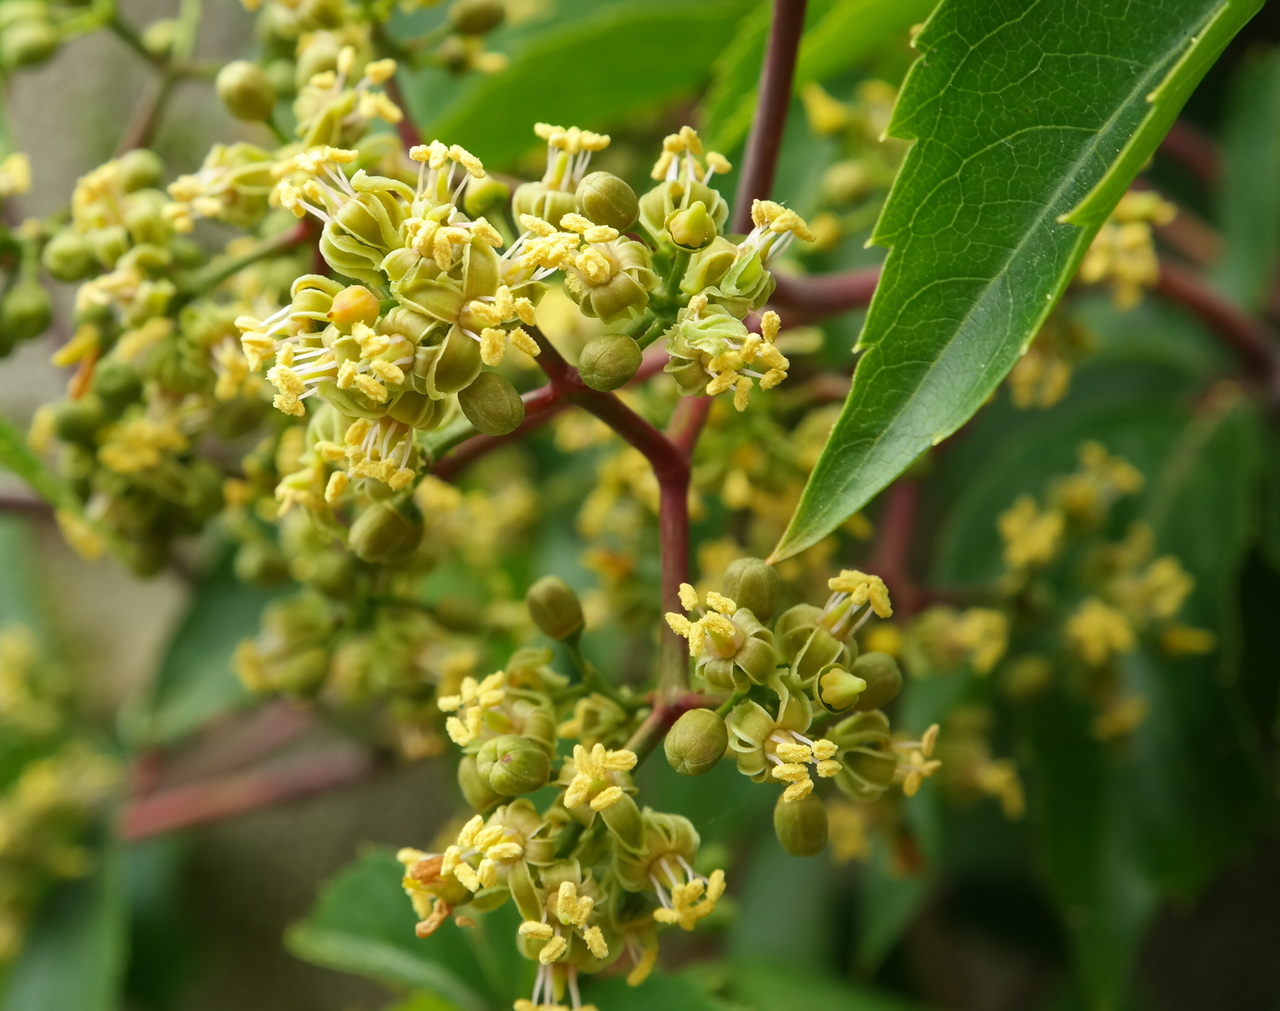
(125, 554), (277, 746)
(1125, 394), (1272, 895)
(855, 841), (933, 973)
(0, 517), (46, 634)
(1214, 48), (1280, 309)
(288, 847), (526, 1011)
(0, 414), (74, 511)
(1, 840), (127, 1011)
(1022, 689), (1158, 1011)
(772, 0), (1263, 562)
(584, 972), (727, 1011)
(701, 0), (936, 153)
(424, 0), (751, 169)
(724, 962), (925, 1011)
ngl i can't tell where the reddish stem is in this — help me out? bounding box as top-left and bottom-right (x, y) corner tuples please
(732, 0), (809, 233)
(666, 395), (712, 456)
(768, 266), (882, 324)
(867, 479), (923, 618)
(433, 383), (565, 480)
(385, 73), (423, 150)
(432, 351), (672, 480)
(530, 330), (693, 695)
(118, 748), (375, 840)
(1159, 119), (1221, 190)
(1155, 260), (1280, 395)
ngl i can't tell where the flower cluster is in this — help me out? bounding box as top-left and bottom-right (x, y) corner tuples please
(0, 627), (118, 965)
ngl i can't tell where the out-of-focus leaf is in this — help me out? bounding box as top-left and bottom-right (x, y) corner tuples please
(728, 833), (832, 968)
(1215, 49), (1280, 309)
(288, 847), (526, 1011)
(584, 971), (726, 1010)
(1023, 689), (1158, 1011)
(0, 517), (45, 634)
(701, 0), (935, 153)
(125, 554), (277, 746)
(725, 961), (926, 1010)
(1124, 393), (1272, 895)
(425, 0), (751, 168)
(773, 0), (1263, 562)
(386, 994), (469, 1011)
(933, 392), (1189, 587)
(855, 841), (933, 973)
(0, 415), (74, 512)
(1, 839), (127, 1011)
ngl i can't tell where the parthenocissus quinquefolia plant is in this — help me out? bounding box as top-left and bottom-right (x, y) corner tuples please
(0, 0), (1269, 1007)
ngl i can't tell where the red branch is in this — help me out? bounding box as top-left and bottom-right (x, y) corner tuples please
(1155, 260), (1280, 394)
(530, 331), (694, 696)
(385, 73), (422, 150)
(768, 266), (882, 324)
(118, 748), (375, 840)
(1158, 120), (1221, 191)
(431, 350), (671, 480)
(732, 0), (809, 233)
(866, 480), (923, 618)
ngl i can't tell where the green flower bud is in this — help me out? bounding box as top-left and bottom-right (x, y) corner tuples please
(818, 666), (867, 713)
(52, 396), (103, 445)
(413, 325), (482, 398)
(458, 755), (502, 813)
(0, 4), (46, 32)
(234, 540), (290, 586)
(264, 58), (297, 100)
(458, 370), (525, 436)
(88, 224), (130, 269)
(577, 333), (641, 392)
(575, 171), (638, 232)
(526, 575), (584, 641)
(790, 627), (848, 683)
(664, 708), (728, 777)
(92, 359), (143, 411)
(118, 149), (164, 193)
(120, 534), (170, 578)
(387, 389), (446, 431)
(851, 652), (902, 712)
(1, 278), (52, 344)
(1, 18), (59, 68)
(666, 200), (717, 251)
(42, 228), (95, 282)
(291, 549), (358, 600)
(216, 61), (277, 122)
(830, 710), (895, 803)
(326, 284), (380, 331)
(774, 792), (828, 857)
(348, 499), (423, 564)
(512, 182), (576, 227)
(141, 18), (176, 59)
(722, 557), (781, 623)
(463, 174), (511, 218)
(476, 734), (551, 796)
(600, 791), (647, 855)
(449, 0), (506, 35)
(836, 746), (897, 803)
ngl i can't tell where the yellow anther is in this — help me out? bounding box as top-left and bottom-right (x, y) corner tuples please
(828, 569), (893, 618)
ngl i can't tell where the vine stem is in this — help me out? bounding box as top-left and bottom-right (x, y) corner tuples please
(1155, 259), (1280, 397)
(866, 479), (923, 618)
(119, 747), (376, 840)
(529, 329), (693, 699)
(732, 0), (808, 233)
(431, 349), (671, 480)
(768, 266), (881, 323)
